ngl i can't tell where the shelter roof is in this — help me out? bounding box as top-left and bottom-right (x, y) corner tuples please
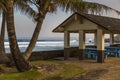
(53, 12), (120, 34)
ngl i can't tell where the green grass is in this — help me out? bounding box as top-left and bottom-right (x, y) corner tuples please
(58, 63), (84, 79)
(0, 70), (41, 80)
(0, 61), (85, 80)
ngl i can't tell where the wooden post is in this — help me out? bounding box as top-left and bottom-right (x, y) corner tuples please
(97, 29), (104, 63)
(79, 30), (85, 60)
(64, 31), (70, 60)
(110, 33), (114, 45)
(94, 32), (97, 46)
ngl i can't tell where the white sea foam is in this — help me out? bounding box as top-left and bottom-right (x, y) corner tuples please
(18, 42), (29, 45)
(4, 40), (87, 49)
(4, 42), (9, 45)
(5, 46), (10, 48)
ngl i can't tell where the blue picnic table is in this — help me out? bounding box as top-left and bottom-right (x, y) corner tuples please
(86, 48), (97, 60)
(85, 48), (109, 60)
(85, 47), (120, 60)
(105, 47), (120, 57)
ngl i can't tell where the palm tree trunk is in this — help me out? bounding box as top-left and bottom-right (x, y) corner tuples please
(23, 0), (50, 60)
(6, 0), (32, 72)
(0, 12), (10, 64)
(24, 16), (45, 60)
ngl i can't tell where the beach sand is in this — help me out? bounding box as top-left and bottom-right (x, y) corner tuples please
(59, 57), (120, 80)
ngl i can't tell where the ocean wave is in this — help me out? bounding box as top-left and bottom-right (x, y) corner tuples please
(4, 40), (108, 53)
(4, 40), (87, 49)
(5, 41), (64, 48)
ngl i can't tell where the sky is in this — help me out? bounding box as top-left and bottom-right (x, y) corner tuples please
(1, 0), (120, 39)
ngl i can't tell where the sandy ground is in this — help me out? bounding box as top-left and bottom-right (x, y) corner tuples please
(61, 57), (120, 80)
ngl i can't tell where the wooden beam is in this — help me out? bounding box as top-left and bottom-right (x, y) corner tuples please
(79, 30), (85, 60)
(79, 30), (85, 49)
(110, 33), (114, 45)
(97, 29), (104, 63)
(74, 14), (77, 21)
(94, 32), (97, 46)
(97, 29), (104, 50)
(64, 31), (70, 48)
(64, 31), (70, 60)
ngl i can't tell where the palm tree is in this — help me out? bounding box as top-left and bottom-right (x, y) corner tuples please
(5, 0), (32, 72)
(0, 0), (10, 64)
(23, 0), (120, 60)
(0, 12), (10, 64)
(0, 0), (36, 65)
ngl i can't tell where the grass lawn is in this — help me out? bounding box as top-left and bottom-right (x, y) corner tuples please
(0, 60), (85, 80)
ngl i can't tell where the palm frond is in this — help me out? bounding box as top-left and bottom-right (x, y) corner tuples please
(53, 0), (120, 15)
(0, 0), (7, 12)
(14, 0), (37, 21)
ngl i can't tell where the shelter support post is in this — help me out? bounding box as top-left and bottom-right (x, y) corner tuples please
(79, 30), (85, 60)
(94, 32), (97, 46)
(64, 31), (70, 60)
(110, 33), (114, 45)
(97, 29), (104, 63)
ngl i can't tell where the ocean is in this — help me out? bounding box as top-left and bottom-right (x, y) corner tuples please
(4, 39), (110, 53)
